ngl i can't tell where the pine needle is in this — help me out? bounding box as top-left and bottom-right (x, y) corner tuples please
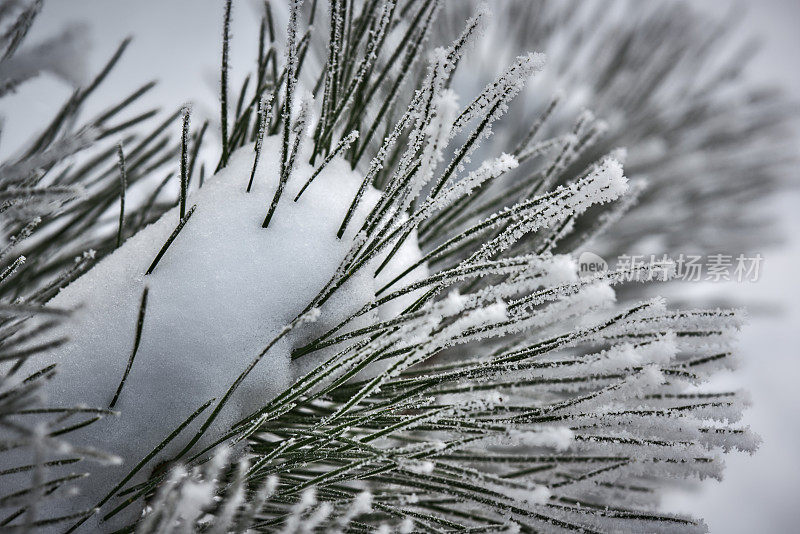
(109, 286), (149, 409)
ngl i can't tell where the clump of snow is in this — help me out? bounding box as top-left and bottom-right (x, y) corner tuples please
(331, 491), (372, 532)
(509, 426), (575, 451)
(529, 485), (552, 504)
(398, 518), (415, 533)
(604, 334), (677, 367)
(15, 135), (427, 527)
(440, 290), (467, 316)
(401, 459), (435, 475)
(506, 485), (552, 506)
(541, 253), (579, 285)
(638, 365), (666, 389)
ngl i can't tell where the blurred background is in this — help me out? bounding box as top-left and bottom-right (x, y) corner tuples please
(1, 1), (797, 531)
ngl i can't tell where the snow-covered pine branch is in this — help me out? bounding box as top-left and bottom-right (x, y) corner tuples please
(1, 0), (789, 532)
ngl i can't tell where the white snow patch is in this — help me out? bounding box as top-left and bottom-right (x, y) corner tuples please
(16, 136), (427, 526)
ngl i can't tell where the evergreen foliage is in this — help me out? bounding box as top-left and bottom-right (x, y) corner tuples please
(2, 1), (793, 532)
